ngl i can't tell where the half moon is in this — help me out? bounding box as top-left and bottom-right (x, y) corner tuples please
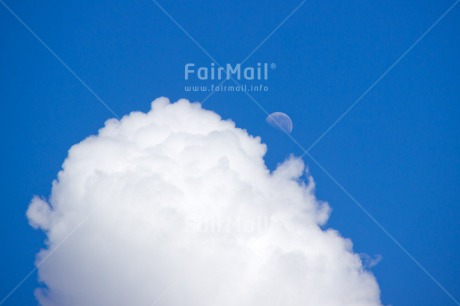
(266, 112), (293, 133)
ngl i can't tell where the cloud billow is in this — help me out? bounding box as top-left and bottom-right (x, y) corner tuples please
(27, 97), (381, 306)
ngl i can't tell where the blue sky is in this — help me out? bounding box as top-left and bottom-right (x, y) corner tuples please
(1, 0), (459, 305)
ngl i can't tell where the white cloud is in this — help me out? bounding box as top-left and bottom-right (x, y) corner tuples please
(27, 97), (381, 306)
(360, 253), (383, 269)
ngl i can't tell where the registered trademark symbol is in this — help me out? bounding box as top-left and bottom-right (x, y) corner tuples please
(270, 63), (276, 69)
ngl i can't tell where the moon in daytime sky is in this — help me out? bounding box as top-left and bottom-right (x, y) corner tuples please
(266, 112), (293, 133)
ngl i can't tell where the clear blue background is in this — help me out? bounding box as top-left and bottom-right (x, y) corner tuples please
(1, 0), (459, 305)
